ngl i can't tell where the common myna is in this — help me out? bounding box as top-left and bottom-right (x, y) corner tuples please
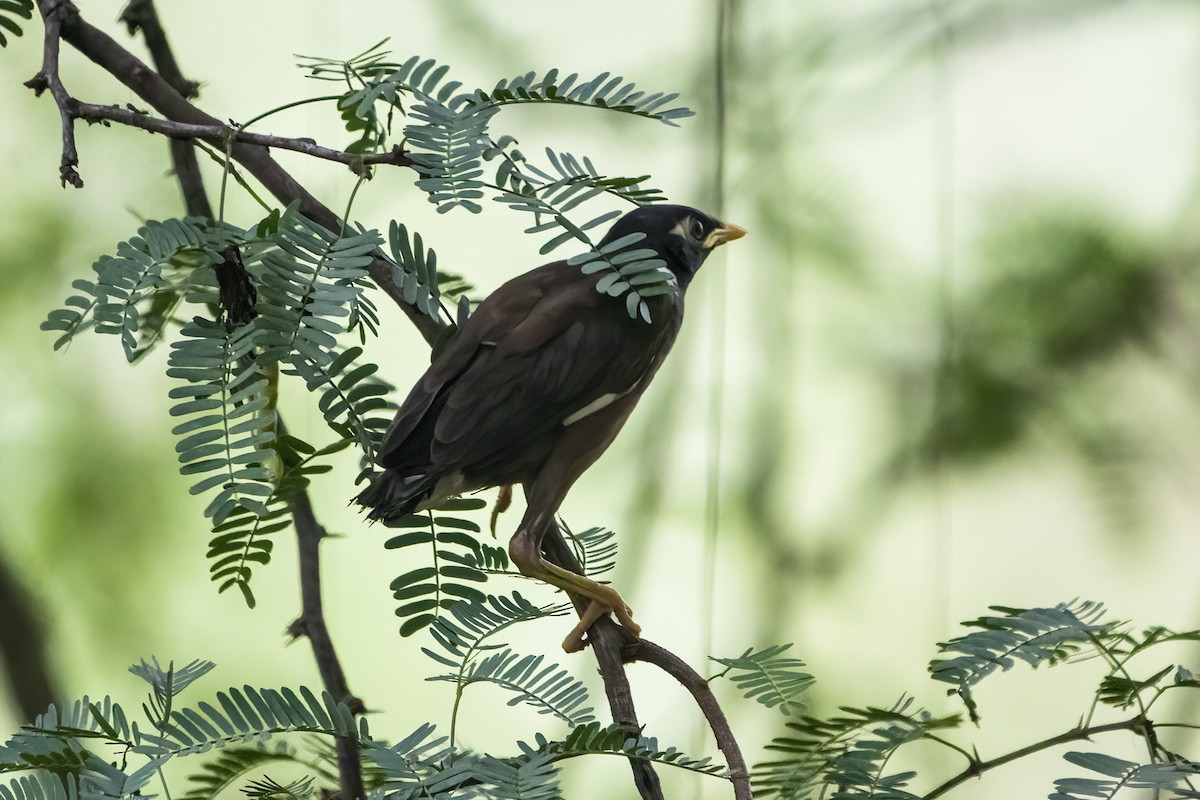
(356, 204), (746, 651)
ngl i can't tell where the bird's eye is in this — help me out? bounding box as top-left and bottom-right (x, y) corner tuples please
(688, 217), (705, 241)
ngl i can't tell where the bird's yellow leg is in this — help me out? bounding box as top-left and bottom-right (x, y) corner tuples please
(509, 532), (640, 651)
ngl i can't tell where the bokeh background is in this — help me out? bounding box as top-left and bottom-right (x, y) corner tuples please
(3, 0), (1200, 797)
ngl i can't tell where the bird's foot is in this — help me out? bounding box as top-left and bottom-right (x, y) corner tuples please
(561, 592), (641, 653)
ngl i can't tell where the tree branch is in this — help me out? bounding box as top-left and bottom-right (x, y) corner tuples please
(923, 716), (1144, 799)
(25, 0), (83, 187)
(539, 528), (664, 800)
(628, 640), (753, 800)
(73, 102), (414, 173)
(288, 488), (366, 800)
(35, 0), (442, 345)
(118, 0), (209, 218)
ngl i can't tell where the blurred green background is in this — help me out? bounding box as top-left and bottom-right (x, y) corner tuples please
(3, 0), (1200, 797)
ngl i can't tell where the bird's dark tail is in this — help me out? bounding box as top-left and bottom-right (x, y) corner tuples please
(354, 470), (438, 521)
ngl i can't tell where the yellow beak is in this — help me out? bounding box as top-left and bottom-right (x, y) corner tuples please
(703, 222), (747, 249)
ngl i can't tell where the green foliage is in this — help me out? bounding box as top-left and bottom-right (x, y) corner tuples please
(430, 648), (595, 726)
(167, 317), (277, 526)
(561, 524), (619, 579)
(529, 722), (726, 778)
(0, 0), (34, 48)
(207, 437), (347, 607)
(469, 752), (561, 800)
(423, 592), (570, 667)
(295, 42), (685, 323)
(1050, 753), (1200, 800)
(929, 600), (1118, 721)
(384, 497), (506, 637)
(711, 644), (814, 717)
(40, 217), (223, 359)
(753, 698), (959, 800)
(387, 221), (472, 328)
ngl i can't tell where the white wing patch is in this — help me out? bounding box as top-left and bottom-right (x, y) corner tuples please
(563, 393), (620, 426)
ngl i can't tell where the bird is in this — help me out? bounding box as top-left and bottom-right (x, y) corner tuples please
(355, 204), (745, 651)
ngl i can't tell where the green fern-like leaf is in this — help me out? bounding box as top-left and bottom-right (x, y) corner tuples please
(208, 436), (348, 607)
(360, 724), (464, 797)
(464, 69), (694, 125)
(167, 317), (277, 527)
(423, 593), (569, 668)
(404, 100), (495, 214)
(495, 146), (665, 209)
(528, 722), (726, 778)
(242, 775), (315, 800)
(471, 752), (561, 800)
(0, 772), (77, 800)
(753, 697), (960, 800)
(0, 1), (34, 48)
(1050, 752), (1200, 800)
(384, 498), (493, 637)
(929, 600), (1120, 720)
(181, 743), (326, 800)
(559, 523), (619, 579)
(133, 686), (357, 758)
(387, 222), (456, 326)
(247, 210), (381, 364)
(429, 647), (594, 727)
(711, 644), (814, 717)
(41, 217), (222, 358)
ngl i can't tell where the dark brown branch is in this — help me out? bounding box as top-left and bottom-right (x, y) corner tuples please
(119, 0), (210, 218)
(539, 528), (664, 800)
(73, 102), (414, 173)
(288, 489), (366, 800)
(38, 0), (442, 345)
(923, 716), (1144, 799)
(207, 245), (365, 799)
(26, 0), (83, 187)
(628, 640), (752, 800)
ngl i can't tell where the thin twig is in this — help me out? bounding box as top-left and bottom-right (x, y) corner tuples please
(73, 102), (415, 174)
(923, 716), (1144, 799)
(628, 640), (753, 800)
(26, 0), (83, 187)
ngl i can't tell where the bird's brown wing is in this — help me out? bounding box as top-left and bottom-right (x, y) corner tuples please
(378, 261), (676, 483)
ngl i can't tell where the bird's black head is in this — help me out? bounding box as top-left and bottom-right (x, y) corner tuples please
(598, 204), (746, 289)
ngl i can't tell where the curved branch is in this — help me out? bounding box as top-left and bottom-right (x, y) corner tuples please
(628, 640), (753, 800)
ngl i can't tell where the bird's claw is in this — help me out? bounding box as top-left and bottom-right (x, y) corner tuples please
(561, 600), (640, 653)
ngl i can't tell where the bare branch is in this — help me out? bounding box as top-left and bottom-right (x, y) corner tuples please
(26, 0), (82, 187)
(74, 102), (414, 174)
(288, 488), (366, 800)
(120, 0), (209, 217)
(923, 717), (1144, 800)
(628, 640), (753, 800)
